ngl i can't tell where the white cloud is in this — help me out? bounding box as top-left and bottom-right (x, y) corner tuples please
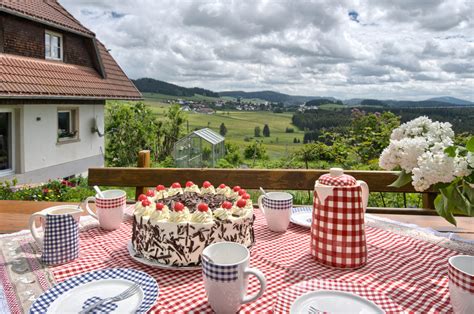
(61, 0), (474, 100)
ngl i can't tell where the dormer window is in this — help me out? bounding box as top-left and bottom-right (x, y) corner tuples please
(45, 30), (63, 61)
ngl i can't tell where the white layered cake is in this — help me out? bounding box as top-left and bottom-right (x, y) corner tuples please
(131, 181), (255, 267)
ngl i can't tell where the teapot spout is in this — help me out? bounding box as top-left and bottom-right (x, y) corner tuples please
(314, 183), (335, 204)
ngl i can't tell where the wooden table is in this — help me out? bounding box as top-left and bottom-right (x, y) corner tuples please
(0, 200), (473, 239)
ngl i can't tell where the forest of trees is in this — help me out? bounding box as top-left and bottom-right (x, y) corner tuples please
(292, 106), (474, 135)
(133, 78), (219, 97)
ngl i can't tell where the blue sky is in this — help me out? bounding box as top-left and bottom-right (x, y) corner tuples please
(61, 0), (473, 100)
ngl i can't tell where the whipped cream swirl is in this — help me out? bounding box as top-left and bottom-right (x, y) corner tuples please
(200, 185), (216, 194)
(168, 187), (184, 196)
(169, 207), (190, 223)
(191, 210), (213, 223)
(149, 205), (170, 222)
(213, 207), (233, 220)
(184, 184), (201, 194)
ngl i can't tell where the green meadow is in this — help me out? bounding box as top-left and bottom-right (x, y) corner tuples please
(143, 96), (305, 159)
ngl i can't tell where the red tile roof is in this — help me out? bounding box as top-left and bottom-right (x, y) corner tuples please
(0, 0), (142, 100)
(0, 42), (142, 100)
(0, 0), (94, 36)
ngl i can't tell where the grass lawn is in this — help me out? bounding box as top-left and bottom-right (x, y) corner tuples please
(144, 97), (305, 158)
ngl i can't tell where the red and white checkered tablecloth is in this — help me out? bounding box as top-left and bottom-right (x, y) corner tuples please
(49, 209), (458, 313)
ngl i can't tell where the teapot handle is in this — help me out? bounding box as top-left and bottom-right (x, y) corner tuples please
(357, 180), (369, 212)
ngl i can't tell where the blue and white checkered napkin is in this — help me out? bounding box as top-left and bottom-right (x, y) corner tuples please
(81, 297), (117, 313)
(42, 214), (79, 265)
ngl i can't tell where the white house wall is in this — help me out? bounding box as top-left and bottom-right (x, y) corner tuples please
(22, 104), (104, 172)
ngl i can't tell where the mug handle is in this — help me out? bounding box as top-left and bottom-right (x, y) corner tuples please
(29, 212), (46, 248)
(242, 268), (267, 304)
(84, 196), (98, 220)
(257, 195), (265, 215)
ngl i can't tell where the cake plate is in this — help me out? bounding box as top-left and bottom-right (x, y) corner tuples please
(127, 241), (201, 271)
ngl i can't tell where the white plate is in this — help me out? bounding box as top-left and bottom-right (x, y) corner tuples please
(30, 268), (158, 313)
(290, 207), (312, 228)
(290, 290), (385, 314)
(127, 241), (201, 271)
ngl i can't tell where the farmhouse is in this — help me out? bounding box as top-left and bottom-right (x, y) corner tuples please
(0, 0), (142, 183)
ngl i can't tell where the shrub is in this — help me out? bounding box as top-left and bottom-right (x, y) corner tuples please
(0, 177), (94, 202)
(244, 141), (268, 160)
(105, 102), (161, 167)
(224, 142), (243, 166)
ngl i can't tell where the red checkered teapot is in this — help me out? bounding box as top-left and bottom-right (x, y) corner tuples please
(311, 168), (369, 269)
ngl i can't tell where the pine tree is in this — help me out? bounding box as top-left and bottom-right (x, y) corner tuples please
(219, 123), (227, 136)
(254, 126), (261, 137)
(263, 124), (270, 137)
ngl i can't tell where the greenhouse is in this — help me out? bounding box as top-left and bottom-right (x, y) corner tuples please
(173, 128), (225, 168)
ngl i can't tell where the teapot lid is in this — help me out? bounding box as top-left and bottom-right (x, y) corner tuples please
(318, 168), (357, 187)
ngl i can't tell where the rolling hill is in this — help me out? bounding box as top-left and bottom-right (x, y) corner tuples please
(133, 78), (219, 98)
(218, 90), (331, 105)
(132, 77), (473, 107)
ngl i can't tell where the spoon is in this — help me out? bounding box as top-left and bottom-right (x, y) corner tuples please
(202, 253), (215, 264)
(93, 185), (105, 198)
(259, 187), (268, 196)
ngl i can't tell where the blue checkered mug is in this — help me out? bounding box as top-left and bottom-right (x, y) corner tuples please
(29, 205), (82, 265)
(202, 242), (266, 313)
(258, 192), (293, 232)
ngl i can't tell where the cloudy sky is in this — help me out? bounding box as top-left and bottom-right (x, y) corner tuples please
(61, 0), (473, 100)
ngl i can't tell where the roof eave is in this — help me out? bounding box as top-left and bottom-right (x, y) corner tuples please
(0, 95), (143, 101)
(0, 7), (95, 38)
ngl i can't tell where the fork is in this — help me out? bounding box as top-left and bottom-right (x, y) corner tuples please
(79, 283), (140, 313)
(308, 305), (324, 314)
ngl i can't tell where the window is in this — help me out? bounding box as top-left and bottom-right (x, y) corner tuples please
(57, 108), (78, 142)
(0, 110), (13, 174)
(45, 30), (63, 60)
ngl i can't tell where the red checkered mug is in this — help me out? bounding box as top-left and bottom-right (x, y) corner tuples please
(84, 190), (126, 230)
(449, 255), (474, 313)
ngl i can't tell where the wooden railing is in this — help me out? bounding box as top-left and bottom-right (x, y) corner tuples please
(88, 150), (439, 215)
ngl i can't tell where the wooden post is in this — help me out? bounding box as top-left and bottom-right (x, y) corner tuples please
(135, 150), (151, 200)
(422, 192), (437, 210)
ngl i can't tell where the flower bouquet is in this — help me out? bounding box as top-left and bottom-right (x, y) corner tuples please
(379, 116), (474, 225)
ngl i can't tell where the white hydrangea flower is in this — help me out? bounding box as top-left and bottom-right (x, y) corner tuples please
(454, 155), (471, 178)
(379, 116), (466, 192)
(411, 151), (457, 191)
(467, 152), (474, 168)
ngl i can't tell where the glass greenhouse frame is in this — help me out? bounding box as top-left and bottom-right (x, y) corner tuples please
(173, 128), (225, 168)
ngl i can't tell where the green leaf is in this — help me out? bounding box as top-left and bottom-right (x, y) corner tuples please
(463, 181), (474, 204)
(451, 186), (470, 215)
(434, 193), (457, 226)
(444, 146), (456, 157)
(467, 137), (474, 152)
(388, 170), (413, 188)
